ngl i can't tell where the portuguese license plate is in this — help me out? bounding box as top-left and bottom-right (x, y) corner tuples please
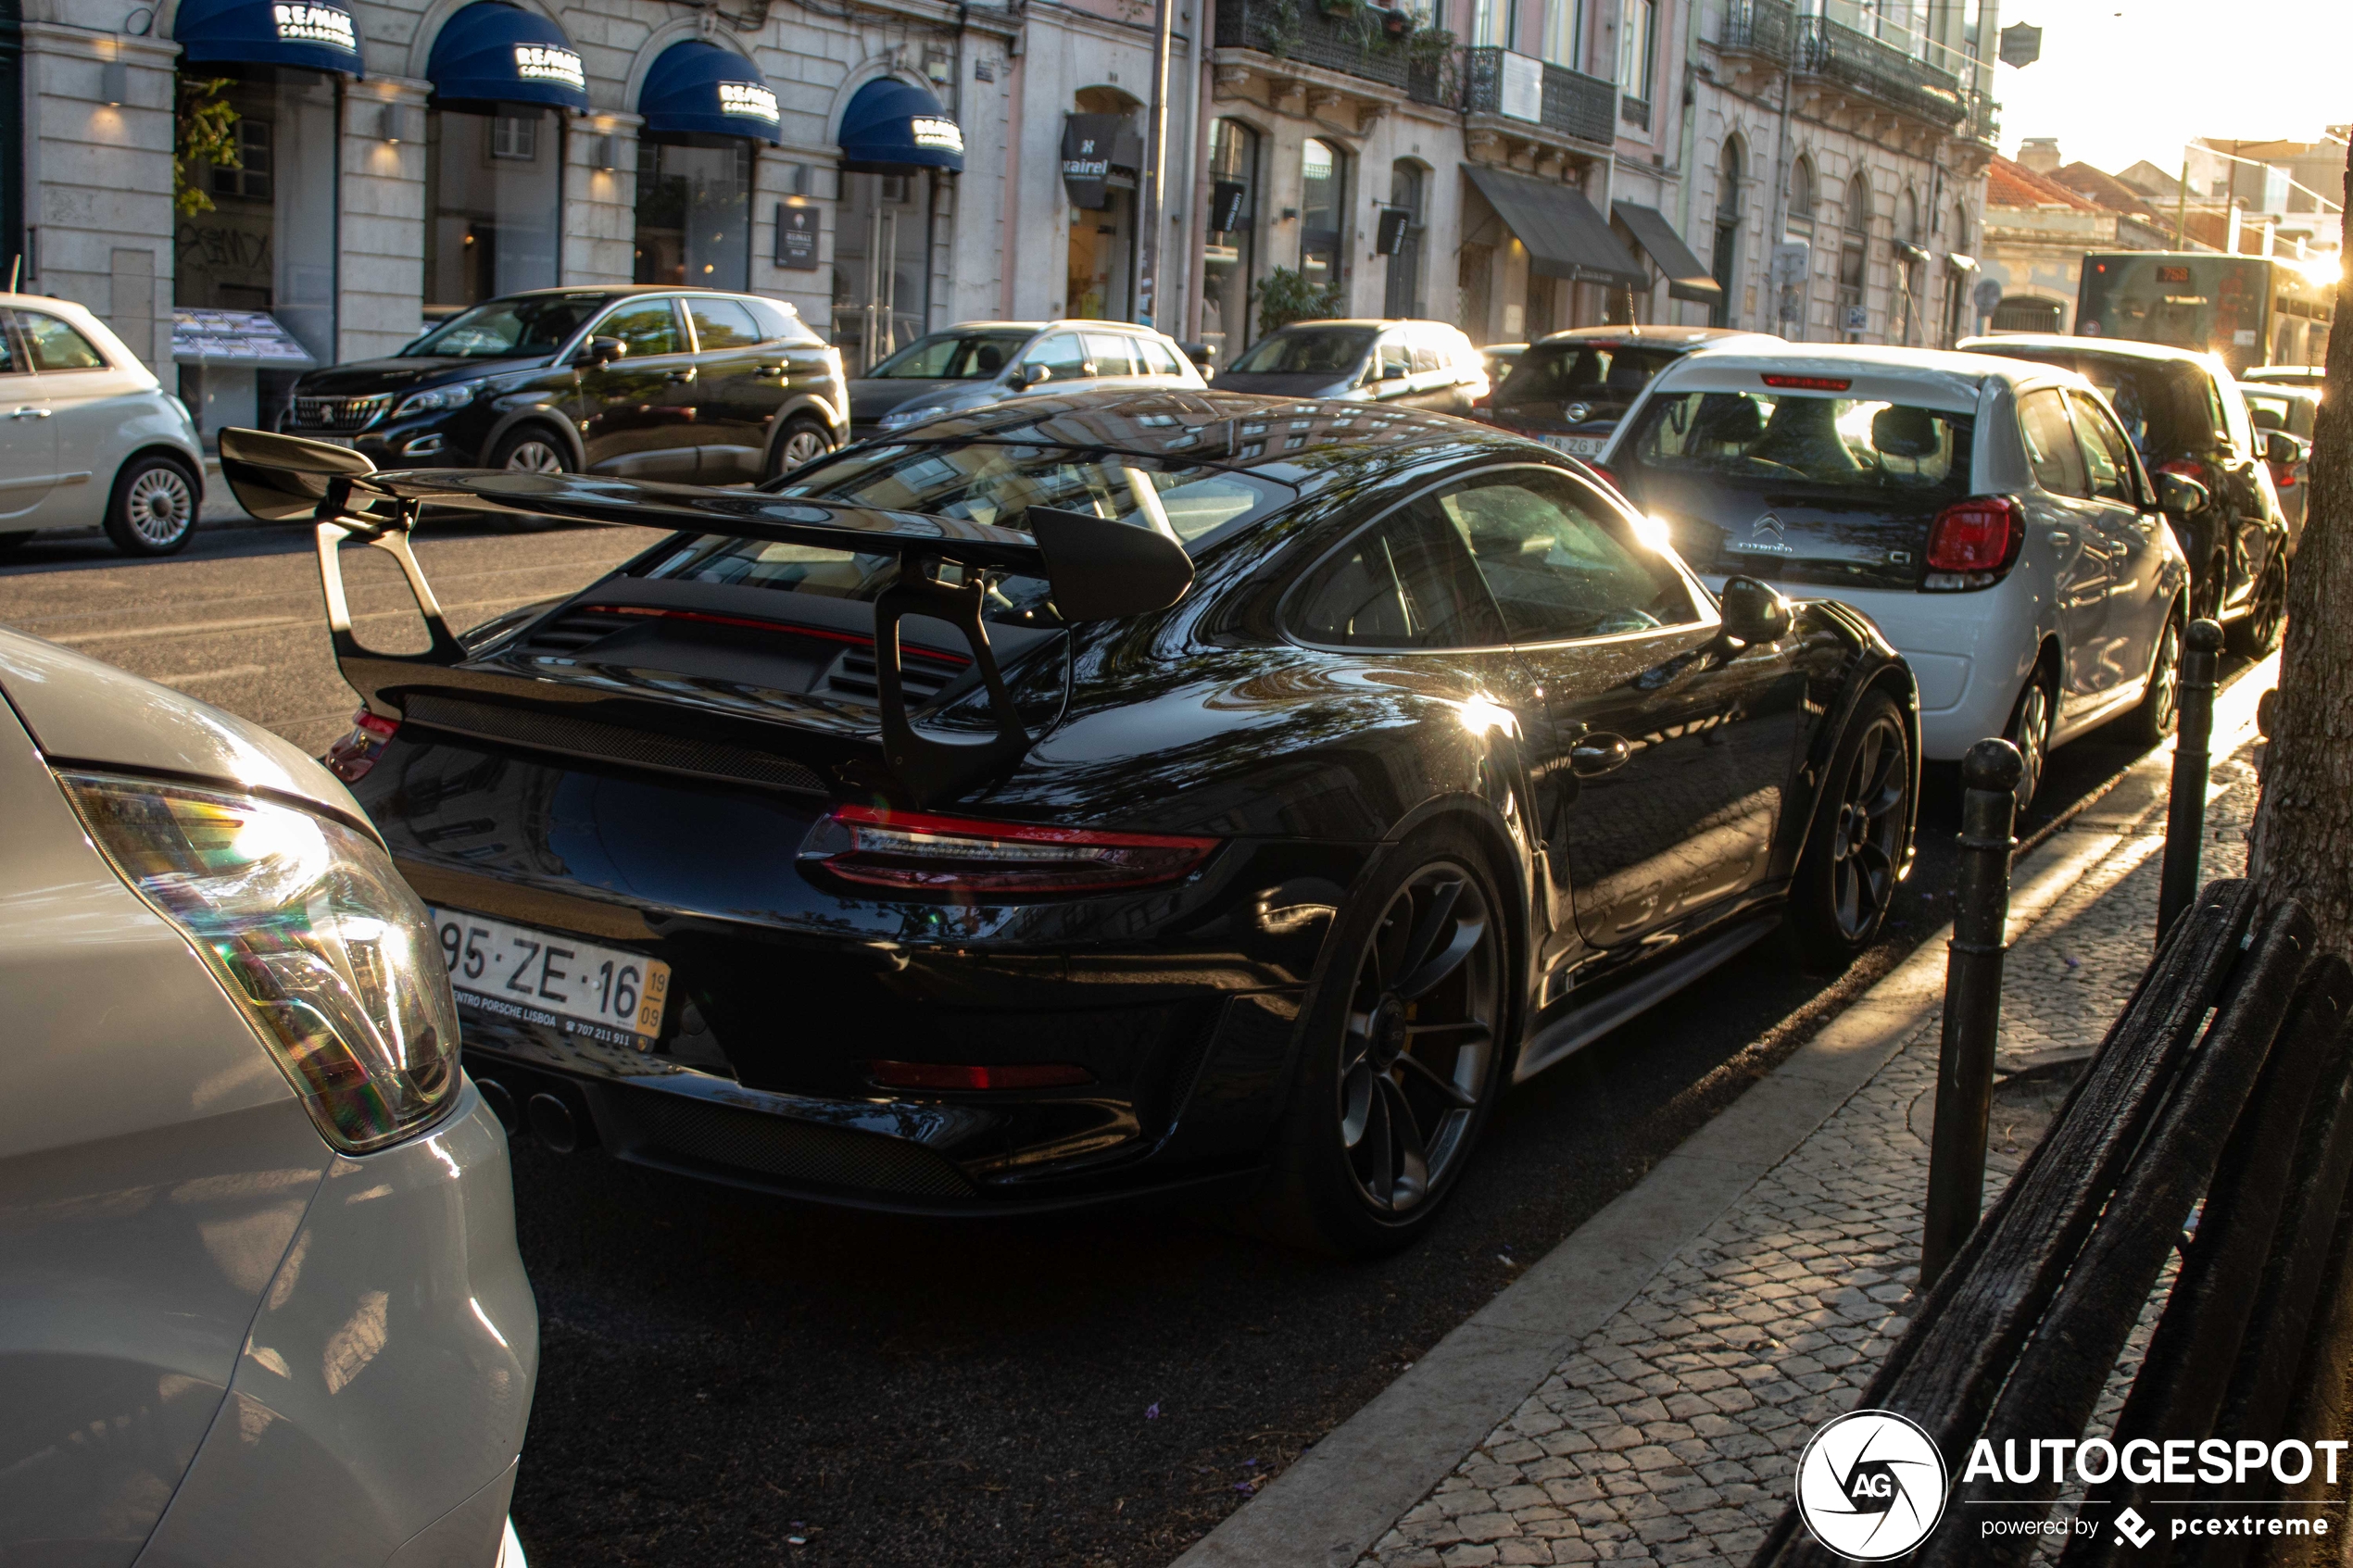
(1541, 433), (1607, 457)
(427, 908), (671, 1047)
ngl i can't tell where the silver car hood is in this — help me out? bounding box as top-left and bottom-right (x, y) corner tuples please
(0, 628), (369, 827)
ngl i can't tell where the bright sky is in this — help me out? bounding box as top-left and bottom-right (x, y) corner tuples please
(1995, 0), (2353, 182)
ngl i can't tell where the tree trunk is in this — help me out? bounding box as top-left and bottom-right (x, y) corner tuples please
(2248, 148), (2353, 954)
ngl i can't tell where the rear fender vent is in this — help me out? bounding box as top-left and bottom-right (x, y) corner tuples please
(512, 608), (643, 660)
(399, 693), (829, 795)
(818, 646), (958, 707)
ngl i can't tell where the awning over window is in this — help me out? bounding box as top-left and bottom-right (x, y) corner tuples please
(1611, 200), (1723, 307)
(1463, 165), (1644, 292)
(837, 77), (965, 176)
(172, 0), (363, 77)
(639, 40), (781, 144)
(426, 2), (588, 112)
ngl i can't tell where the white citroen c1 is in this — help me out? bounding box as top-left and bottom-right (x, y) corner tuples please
(0, 629), (535, 1565)
(1597, 345), (2198, 809)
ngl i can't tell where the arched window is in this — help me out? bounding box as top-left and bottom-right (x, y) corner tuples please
(1301, 139), (1351, 295)
(1838, 171), (1872, 339)
(1383, 161), (1427, 319)
(1787, 156), (1816, 232)
(1709, 137), (1744, 328)
(1894, 189), (1923, 343)
(1203, 119), (1260, 362)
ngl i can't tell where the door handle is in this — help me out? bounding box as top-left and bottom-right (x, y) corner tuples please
(752, 364), (787, 379)
(665, 369), (696, 384)
(1569, 734), (1632, 778)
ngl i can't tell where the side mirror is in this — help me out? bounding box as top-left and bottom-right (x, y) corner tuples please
(574, 335), (627, 367)
(2158, 470), (2210, 517)
(1178, 341), (1215, 372)
(2265, 431), (2303, 467)
(1718, 574), (1793, 645)
(1020, 362), (1052, 388)
(1382, 361), (1410, 381)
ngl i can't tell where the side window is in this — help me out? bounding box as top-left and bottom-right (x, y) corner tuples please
(1408, 329), (1442, 376)
(741, 296), (824, 346)
(686, 297), (762, 351)
(1026, 332), (1089, 380)
(2211, 377), (2251, 456)
(598, 297), (684, 358)
(1084, 332), (1139, 378)
(1292, 506), (1506, 649)
(1429, 470), (1698, 642)
(0, 318), (26, 375)
(1376, 334), (1412, 381)
(2069, 392), (2140, 507)
(17, 311), (107, 371)
(2018, 390), (2089, 499)
(1137, 336), (1185, 377)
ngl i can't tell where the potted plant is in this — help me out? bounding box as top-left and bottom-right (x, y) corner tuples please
(1253, 267), (1350, 332)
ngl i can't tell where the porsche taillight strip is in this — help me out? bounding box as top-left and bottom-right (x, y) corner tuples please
(587, 605), (974, 667)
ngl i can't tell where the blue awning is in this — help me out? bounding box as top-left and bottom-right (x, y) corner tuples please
(638, 40), (781, 144)
(173, 0), (364, 76)
(425, 2), (588, 112)
(837, 77), (964, 175)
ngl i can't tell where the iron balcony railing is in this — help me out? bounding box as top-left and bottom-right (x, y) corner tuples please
(1719, 0), (1794, 59)
(1794, 14), (1967, 127)
(1213, 0), (1449, 102)
(1461, 47), (1616, 146)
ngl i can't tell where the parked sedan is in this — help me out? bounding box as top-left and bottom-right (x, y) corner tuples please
(2238, 365), (2324, 390)
(1475, 325), (1778, 458)
(847, 320), (1205, 441)
(227, 395), (1916, 1257)
(1957, 334), (2291, 651)
(2239, 383), (2318, 541)
(283, 286), (847, 483)
(1213, 320), (1491, 415)
(0, 291), (207, 557)
(0, 628), (535, 1563)
(1601, 345), (2195, 811)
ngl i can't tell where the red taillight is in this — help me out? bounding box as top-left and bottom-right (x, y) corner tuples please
(2270, 461), (2297, 489)
(868, 1060), (1094, 1091)
(2157, 458), (2213, 488)
(324, 707), (398, 782)
(1762, 373), (1854, 391)
(800, 804), (1219, 897)
(1588, 461), (1624, 495)
(1922, 495), (2024, 590)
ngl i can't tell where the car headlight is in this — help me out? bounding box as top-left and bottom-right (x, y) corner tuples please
(393, 381), (486, 420)
(62, 773), (462, 1154)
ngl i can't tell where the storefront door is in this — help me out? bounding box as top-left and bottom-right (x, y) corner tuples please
(635, 139), (753, 290)
(1067, 190), (1133, 320)
(832, 170), (930, 372)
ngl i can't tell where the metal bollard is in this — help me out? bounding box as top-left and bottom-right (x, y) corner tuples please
(2157, 618), (2224, 945)
(1921, 737), (2024, 1290)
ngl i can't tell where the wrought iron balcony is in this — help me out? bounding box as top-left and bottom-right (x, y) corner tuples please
(1461, 47), (1616, 147)
(1794, 15), (1967, 128)
(1214, 0), (1449, 98)
(1719, 0), (1794, 60)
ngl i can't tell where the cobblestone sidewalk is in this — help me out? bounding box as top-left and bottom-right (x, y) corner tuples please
(1357, 737), (2264, 1568)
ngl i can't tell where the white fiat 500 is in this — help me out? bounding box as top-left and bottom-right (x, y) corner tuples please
(0, 291), (208, 557)
(1598, 345), (2197, 809)
(0, 629), (535, 1564)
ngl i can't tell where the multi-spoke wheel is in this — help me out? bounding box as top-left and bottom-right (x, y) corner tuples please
(769, 416), (835, 478)
(103, 455), (199, 557)
(1337, 864), (1501, 1216)
(2006, 676), (2051, 817)
(2124, 611), (2183, 746)
(1257, 827), (1511, 1256)
(1789, 690), (1914, 971)
(2227, 557), (2286, 657)
(493, 431), (568, 474)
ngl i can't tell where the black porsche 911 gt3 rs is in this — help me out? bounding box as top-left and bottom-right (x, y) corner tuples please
(223, 391), (1919, 1255)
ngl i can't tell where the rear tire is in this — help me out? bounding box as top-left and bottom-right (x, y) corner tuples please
(1787, 690), (1912, 972)
(486, 427), (571, 531)
(765, 416), (834, 481)
(102, 454), (199, 557)
(1252, 823), (1513, 1258)
(2121, 610), (2183, 746)
(2226, 557), (2285, 657)
(0, 530), (31, 560)
(2004, 671), (2053, 818)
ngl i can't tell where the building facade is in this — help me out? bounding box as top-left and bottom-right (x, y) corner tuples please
(1976, 153), (2172, 336)
(11, 0), (2003, 450)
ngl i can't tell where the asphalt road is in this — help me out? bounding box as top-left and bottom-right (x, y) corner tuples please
(0, 515), (2196, 1568)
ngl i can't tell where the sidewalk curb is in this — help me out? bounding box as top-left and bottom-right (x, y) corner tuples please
(1172, 664), (2272, 1568)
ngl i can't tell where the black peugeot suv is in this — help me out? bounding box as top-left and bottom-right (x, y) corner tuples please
(281, 286), (849, 483)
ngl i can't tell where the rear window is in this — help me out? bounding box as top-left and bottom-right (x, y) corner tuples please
(1626, 390), (1974, 497)
(1227, 328), (1375, 375)
(1497, 345), (1680, 407)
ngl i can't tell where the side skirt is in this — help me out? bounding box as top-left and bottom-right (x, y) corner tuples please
(1510, 910), (1781, 1085)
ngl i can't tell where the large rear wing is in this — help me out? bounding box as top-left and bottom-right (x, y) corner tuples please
(219, 427), (1194, 805)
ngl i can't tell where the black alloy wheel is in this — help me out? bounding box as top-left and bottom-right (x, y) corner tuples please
(1789, 690), (1912, 971)
(2227, 558), (2286, 657)
(1337, 863), (1501, 1217)
(2123, 612), (2183, 746)
(1255, 826), (1509, 1256)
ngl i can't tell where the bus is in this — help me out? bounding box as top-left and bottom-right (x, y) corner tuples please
(2076, 252), (2334, 375)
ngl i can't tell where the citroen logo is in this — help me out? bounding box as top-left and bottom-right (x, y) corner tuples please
(1754, 512), (1786, 539)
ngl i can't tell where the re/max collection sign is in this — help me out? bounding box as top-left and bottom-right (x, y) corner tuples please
(272, 3), (359, 53)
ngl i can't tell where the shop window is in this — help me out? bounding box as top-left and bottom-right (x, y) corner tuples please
(1202, 119), (1259, 365)
(1838, 171), (1872, 340)
(635, 139), (754, 290)
(1302, 139), (1350, 294)
(1064, 86), (1140, 322)
(427, 105), (562, 311)
(1384, 162), (1426, 320)
(1709, 137), (1743, 328)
